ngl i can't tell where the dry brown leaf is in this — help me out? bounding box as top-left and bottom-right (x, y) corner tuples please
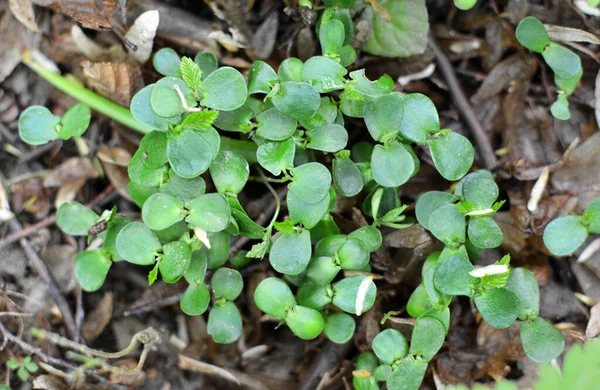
(32, 375), (69, 390)
(32, 0), (115, 30)
(8, 0), (40, 32)
(42, 245), (78, 293)
(586, 303), (600, 339)
(43, 157), (98, 188)
(0, 11), (38, 82)
(98, 146), (132, 201)
(545, 24), (600, 45)
(82, 292), (113, 342)
(82, 61), (144, 106)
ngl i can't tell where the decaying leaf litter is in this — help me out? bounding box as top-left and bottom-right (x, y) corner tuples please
(0, 0), (600, 389)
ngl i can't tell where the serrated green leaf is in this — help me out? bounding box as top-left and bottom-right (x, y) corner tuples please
(180, 56), (202, 92)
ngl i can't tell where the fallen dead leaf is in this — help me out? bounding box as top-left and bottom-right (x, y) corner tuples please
(33, 0), (115, 30)
(97, 146), (132, 201)
(82, 61), (144, 106)
(82, 292), (113, 342)
(586, 303), (600, 339)
(41, 245), (78, 293)
(545, 24), (600, 45)
(8, 0), (40, 32)
(43, 157), (99, 208)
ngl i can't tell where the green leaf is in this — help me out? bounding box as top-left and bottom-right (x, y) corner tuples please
(371, 142), (415, 188)
(257, 138), (295, 176)
(180, 56), (202, 91)
(181, 110), (219, 132)
(18, 106), (60, 145)
(296, 280), (332, 310)
(200, 67), (248, 111)
(332, 275), (377, 314)
(74, 249), (112, 292)
(453, 0), (477, 10)
(138, 131), (168, 170)
(128, 150), (168, 187)
(315, 234), (348, 257)
(324, 312), (355, 344)
(505, 267), (540, 320)
(102, 218), (128, 261)
(415, 191), (456, 230)
(362, 0), (429, 58)
(160, 169), (206, 203)
(337, 238), (370, 270)
(271, 81), (320, 120)
(551, 92), (571, 120)
(248, 60), (278, 95)
(555, 67), (582, 96)
(194, 51), (218, 79)
(159, 241), (192, 283)
(301, 56), (347, 93)
(515, 16), (551, 53)
(205, 231), (230, 268)
(184, 250), (208, 286)
(348, 226), (382, 254)
(17, 366), (29, 381)
(363, 94), (403, 142)
(583, 197), (600, 233)
(256, 107), (297, 141)
(423, 265), (452, 307)
(209, 151), (249, 195)
(474, 287), (518, 329)
(410, 317), (446, 361)
(386, 356), (428, 390)
(399, 93), (439, 143)
(212, 268), (243, 300)
(142, 193), (186, 231)
(307, 124), (348, 153)
(131, 85), (182, 131)
(254, 277), (296, 318)
(520, 317), (564, 363)
(372, 328), (408, 364)
(151, 77), (194, 117)
(542, 42), (582, 79)
(208, 301), (243, 343)
(288, 190), (330, 230)
(285, 305), (325, 340)
(428, 131), (474, 181)
(421, 307), (451, 334)
(461, 170), (498, 209)
(278, 58), (304, 82)
(319, 18), (345, 56)
(180, 283), (210, 315)
(116, 222), (162, 265)
(289, 162), (332, 204)
(186, 193), (231, 232)
(434, 255), (477, 296)
(58, 103), (91, 140)
(299, 97), (338, 130)
(332, 156), (364, 197)
(345, 70), (393, 101)
(306, 256), (340, 286)
(543, 215), (588, 256)
(153, 48), (181, 77)
(468, 216), (503, 249)
(270, 229), (312, 275)
(167, 129), (214, 178)
(56, 202), (99, 236)
(428, 204), (466, 247)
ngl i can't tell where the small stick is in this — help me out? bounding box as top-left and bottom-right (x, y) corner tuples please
(178, 354), (241, 386)
(428, 36), (499, 171)
(122, 293), (183, 317)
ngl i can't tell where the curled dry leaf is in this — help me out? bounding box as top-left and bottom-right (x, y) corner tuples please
(82, 292), (113, 342)
(43, 157), (99, 208)
(545, 24), (600, 45)
(8, 0), (40, 32)
(33, 0), (116, 30)
(0, 11), (38, 83)
(42, 245), (78, 293)
(82, 61), (144, 106)
(98, 146), (132, 201)
(586, 303), (600, 339)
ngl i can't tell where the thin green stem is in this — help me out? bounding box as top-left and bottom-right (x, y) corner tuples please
(258, 168), (281, 232)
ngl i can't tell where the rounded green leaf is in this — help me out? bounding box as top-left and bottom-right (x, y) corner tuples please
(19, 106), (60, 145)
(56, 202), (99, 236)
(415, 191), (456, 230)
(128, 150), (168, 187)
(385, 356), (428, 390)
(200, 67), (248, 111)
(296, 280), (333, 310)
(407, 283), (433, 318)
(139, 131), (168, 170)
(131, 85), (181, 131)
(270, 229), (312, 275)
(542, 42), (582, 79)
(186, 194), (231, 232)
(363, 94), (403, 142)
(421, 307), (451, 334)
(319, 19), (345, 56)
(423, 265), (452, 307)
(505, 267), (540, 320)
(213, 104), (253, 132)
(205, 231), (230, 268)
(332, 275), (377, 314)
(167, 129), (213, 178)
(409, 317), (446, 361)
(372, 328), (408, 364)
(257, 138), (295, 176)
(116, 222), (162, 265)
(151, 77), (194, 117)
(58, 103), (91, 140)
(333, 156), (363, 197)
(306, 256), (340, 286)
(212, 268), (243, 301)
(209, 151), (249, 195)
(278, 57), (303, 82)
(519, 317), (564, 363)
(102, 218), (129, 261)
(180, 282), (210, 315)
(348, 226), (382, 253)
(307, 124), (348, 153)
(184, 250), (208, 286)
(142, 193), (186, 231)
(551, 93), (571, 121)
(289, 162), (332, 204)
(194, 51), (218, 79)
(428, 131), (474, 181)
(337, 238), (370, 270)
(153, 48), (181, 77)
(454, 0), (477, 10)
(324, 312), (355, 344)
(271, 81), (320, 120)
(434, 255), (476, 296)
(74, 249), (111, 292)
(474, 287), (518, 329)
(428, 203), (466, 247)
(301, 56), (347, 93)
(399, 93), (439, 143)
(208, 301), (243, 344)
(515, 16), (550, 53)
(371, 142), (415, 188)
(555, 67), (582, 96)
(254, 277), (296, 319)
(468, 216), (503, 249)
(315, 234), (348, 257)
(256, 107), (297, 141)
(128, 181), (159, 207)
(543, 215), (588, 256)
(300, 97), (338, 130)
(287, 190), (330, 230)
(583, 197), (600, 233)
(285, 305), (325, 340)
(461, 170), (498, 208)
(160, 170), (206, 203)
(159, 241), (192, 283)
(248, 60), (278, 95)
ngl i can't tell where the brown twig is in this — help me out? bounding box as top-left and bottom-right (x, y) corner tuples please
(428, 36), (499, 171)
(122, 292), (184, 317)
(18, 140), (62, 164)
(299, 341), (352, 390)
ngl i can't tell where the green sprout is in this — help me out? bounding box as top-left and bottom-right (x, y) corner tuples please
(6, 356), (39, 383)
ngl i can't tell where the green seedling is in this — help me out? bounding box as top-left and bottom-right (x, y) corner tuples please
(516, 16), (583, 120)
(6, 356), (38, 382)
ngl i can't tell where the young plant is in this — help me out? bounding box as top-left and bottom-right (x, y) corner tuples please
(516, 16), (583, 120)
(6, 356), (38, 383)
